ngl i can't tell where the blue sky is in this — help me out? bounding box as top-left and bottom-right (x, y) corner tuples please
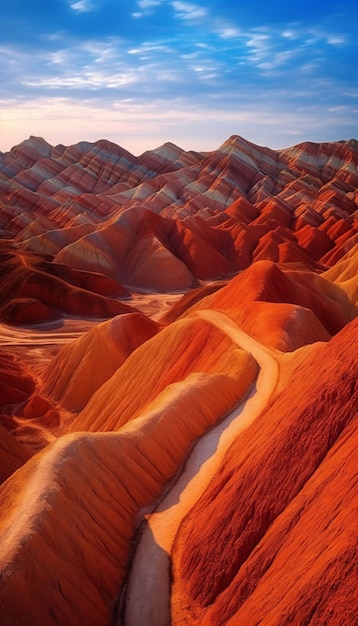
(0, 0), (357, 153)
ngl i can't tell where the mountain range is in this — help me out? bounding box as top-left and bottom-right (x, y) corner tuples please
(0, 134), (357, 625)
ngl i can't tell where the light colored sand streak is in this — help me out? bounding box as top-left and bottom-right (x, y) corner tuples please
(0, 320), (100, 346)
(121, 309), (278, 626)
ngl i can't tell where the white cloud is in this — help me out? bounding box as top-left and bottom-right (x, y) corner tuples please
(281, 29), (298, 39)
(138, 0), (163, 7)
(156, 70), (183, 82)
(217, 27), (242, 40)
(127, 42), (174, 56)
(327, 35), (347, 45)
(47, 50), (72, 66)
(258, 50), (294, 71)
(299, 62), (320, 74)
(24, 70), (139, 90)
(80, 38), (124, 63)
(306, 27), (348, 47)
(132, 0), (165, 17)
(172, 1), (207, 21)
(246, 33), (271, 63)
(70, 0), (94, 13)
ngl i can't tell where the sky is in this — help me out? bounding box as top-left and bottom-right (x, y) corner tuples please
(0, 0), (357, 154)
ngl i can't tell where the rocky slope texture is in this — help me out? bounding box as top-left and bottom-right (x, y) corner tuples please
(0, 135), (357, 625)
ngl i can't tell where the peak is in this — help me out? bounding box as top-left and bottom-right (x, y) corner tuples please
(14, 135), (53, 152)
(153, 141), (184, 156)
(163, 141), (183, 151)
(342, 138), (358, 150)
(92, 138), (137, 160)
(8, 135), (54, 161)
(219, 134), (272, 156)
(138, 141), (185, 166)
(220, 134), (247, 148)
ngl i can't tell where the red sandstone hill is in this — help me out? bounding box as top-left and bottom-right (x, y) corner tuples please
(1, 135), (357, 294)
(171, 318), (358, 625)
(0, 135), (357, 625)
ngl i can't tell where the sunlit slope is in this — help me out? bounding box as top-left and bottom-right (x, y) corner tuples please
(171, 317), (358, 625)
(174, 260), (357, 350)
(0, 348), (257, 625)
(44, 313), (160, 412)
(69, 317), (257, 432)
(323, 242), (358, 305)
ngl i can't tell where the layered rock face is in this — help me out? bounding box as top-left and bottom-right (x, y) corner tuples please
(1, 135), (357, 300)
(0, 135), (357, 625)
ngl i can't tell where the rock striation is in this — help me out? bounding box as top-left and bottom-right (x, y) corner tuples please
(171, 319), (358, 625)
(1, 135), (357, 293)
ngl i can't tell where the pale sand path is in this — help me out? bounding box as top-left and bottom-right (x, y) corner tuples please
(120, 309), (279, 626)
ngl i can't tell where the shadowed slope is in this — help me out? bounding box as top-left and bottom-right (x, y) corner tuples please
(171, 318), (358, 625)
(0, 347), (59, 454)
(0, 424), (32, 484)
(0, 243), (134, 324)
(0, 350), (35, 407)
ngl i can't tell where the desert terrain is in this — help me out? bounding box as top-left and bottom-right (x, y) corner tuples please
(0, 135), (357, 625)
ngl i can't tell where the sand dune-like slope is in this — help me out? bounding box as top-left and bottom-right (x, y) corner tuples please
(0, 343), (256, 625)
(171, 318), (358, 625)
(44, 313), (161, 412)
(69, 316), (255, 433)
(121, 309), (278, 626)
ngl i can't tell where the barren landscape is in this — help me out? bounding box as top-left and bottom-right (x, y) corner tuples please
(0, 134), (357, 625)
